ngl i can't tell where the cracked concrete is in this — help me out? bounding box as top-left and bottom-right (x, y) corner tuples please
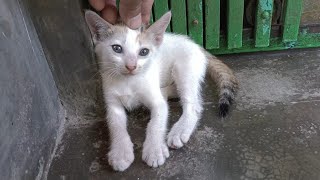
(47, 48), (320, 180)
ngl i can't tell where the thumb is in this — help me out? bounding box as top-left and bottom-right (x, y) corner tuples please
(119, 0), (142, 29)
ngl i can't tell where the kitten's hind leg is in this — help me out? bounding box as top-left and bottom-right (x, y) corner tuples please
(167, 59), (206, 149)
(161, 83), (178, 100)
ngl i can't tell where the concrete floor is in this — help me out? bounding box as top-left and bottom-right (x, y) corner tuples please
(48, 49), (320, 180)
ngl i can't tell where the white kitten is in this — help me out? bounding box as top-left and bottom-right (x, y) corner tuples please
(85, 10), (238, 171)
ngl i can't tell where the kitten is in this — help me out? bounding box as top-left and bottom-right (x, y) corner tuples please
(85, 10), (238, 171)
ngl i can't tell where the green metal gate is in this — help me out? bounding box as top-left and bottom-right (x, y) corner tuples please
(152, 0), (320, 54)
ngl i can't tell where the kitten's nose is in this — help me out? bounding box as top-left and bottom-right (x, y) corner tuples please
(125, 65), (137, 71)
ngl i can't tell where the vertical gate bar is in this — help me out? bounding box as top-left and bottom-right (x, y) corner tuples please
(255, 0), (273, 47)
(187, 0), (204, 45)
(282, 0), (303, 42)
(204, 0), (220, 49)
(153, 0), (171, 31)
(170, 0), (187, 34)
(227, 0), (244, 49)
(150, 8), (154, 24)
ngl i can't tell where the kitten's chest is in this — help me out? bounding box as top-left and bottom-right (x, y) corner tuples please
(118, 93), (139, 110)
(105, 74), (157, 109)
(113, 84), (141, 110)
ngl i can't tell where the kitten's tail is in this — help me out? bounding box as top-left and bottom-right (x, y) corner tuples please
(204, 51), (239, 117)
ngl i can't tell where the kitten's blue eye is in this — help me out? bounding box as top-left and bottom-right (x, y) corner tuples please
(139, 48), (149, 56)
(112, 45), (122, 53)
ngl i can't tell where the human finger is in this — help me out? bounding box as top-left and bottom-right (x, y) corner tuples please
(101, 0), (118, 24)
(119, 0), (142, 29)
(89, 0), (105, 11)
(141, 0), (154, 25)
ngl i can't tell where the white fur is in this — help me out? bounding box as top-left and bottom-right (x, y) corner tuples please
(85, 10), (236, 171)
(97, 30), (207, 171)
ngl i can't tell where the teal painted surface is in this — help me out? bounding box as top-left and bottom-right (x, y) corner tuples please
(227, 0), (244, 49)
(282, 0), (303, 42)
(209, 33), (320, 55)
(187, 0), (203, 45)
(204, 0), (220, 49)
(170, 0), (187, 34)
(255, 0), (273, 47)
(151, 0), (319, 54)
(153, 0), (171, 32)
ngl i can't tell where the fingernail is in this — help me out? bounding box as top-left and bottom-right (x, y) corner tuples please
(128, 14), (142, 29)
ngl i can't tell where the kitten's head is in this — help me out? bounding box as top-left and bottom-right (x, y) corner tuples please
(85, 10), (171, 76)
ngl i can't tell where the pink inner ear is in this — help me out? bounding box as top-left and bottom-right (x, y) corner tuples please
(155, 35), (163, 44)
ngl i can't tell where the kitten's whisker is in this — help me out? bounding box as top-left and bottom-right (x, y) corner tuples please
(101, 67), (119, 80)
(109, 69), (119, 79)
(73, 62), (108, 74)
(76, 62), (106, 72)
(90, 67), (115, 81)
(87, 71), (102, 81)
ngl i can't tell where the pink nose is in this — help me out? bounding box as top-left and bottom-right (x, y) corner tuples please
(125, 65), (137, 71)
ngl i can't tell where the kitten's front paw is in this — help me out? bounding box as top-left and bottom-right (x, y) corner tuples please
(142, 141), (169, 168)
(108, 142), (134, 171)
(167, 121), (193, 149)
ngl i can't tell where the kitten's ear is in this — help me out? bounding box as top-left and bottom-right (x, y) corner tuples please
(85, 10), (113, 44)
(145, 11), (171, 45)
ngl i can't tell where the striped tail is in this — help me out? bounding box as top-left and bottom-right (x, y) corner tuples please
(205, 52), (239, 117)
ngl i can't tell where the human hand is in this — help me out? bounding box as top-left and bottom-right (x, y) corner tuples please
(89, 0), (154, 29)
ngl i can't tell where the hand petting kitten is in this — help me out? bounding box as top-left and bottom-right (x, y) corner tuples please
(89, 0), (154, 29)
(85, 10), (238, 171)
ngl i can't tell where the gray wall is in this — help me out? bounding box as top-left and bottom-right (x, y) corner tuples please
(0, 0), (62, 179)
(0, 0), (98, 179)
(24, 0), (99, 112)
